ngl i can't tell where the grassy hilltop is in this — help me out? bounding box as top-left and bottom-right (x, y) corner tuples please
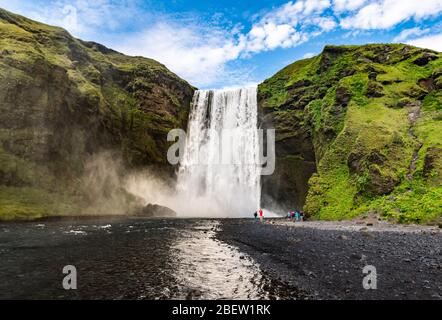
(259, 44), (442, 223)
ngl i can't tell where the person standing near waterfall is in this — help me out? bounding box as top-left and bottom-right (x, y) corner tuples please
(259, 209), (263, 224)
(295, 210), (300, 221)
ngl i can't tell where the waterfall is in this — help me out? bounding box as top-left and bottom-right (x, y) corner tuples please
(177, 86), (261, 217)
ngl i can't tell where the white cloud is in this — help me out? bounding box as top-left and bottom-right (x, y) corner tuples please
(245, 22), (304, 53)
(303, 0), (332, 15)
(393, 27), (430, 42)
(333, 0), (367, 12)
(116, 0), (338, 86)
(242, 0), (334, 55)
(407, 32), (442, 52)
(302, 52), (317, 58)
(115, 22), (247, 87)
(313, 17), (337, 31)
(340, 0), (442, 29)
(26, 0), (140, 38)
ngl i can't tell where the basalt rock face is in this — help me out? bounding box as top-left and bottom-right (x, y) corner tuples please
(258, 44), (442, 223)
(0, 8), (195, 219)
(258, 97), (317, 212)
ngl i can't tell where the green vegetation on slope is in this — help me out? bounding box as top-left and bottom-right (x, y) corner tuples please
(0, 8), (195, 220)
(259, 44), (442, 224)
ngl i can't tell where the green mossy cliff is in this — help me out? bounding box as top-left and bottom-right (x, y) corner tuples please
(259, 44), (442, 223)
(0, 8), (195, 220)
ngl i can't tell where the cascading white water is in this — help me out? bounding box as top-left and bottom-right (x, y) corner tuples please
(177, 87), (261, 217)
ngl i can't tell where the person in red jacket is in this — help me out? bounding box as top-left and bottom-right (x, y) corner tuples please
(259, 209), (263, 224)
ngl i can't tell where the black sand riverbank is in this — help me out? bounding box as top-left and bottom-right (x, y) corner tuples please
(217, 219), (442, 300)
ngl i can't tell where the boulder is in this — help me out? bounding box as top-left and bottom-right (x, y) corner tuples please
(365, 81), (384, 98)
(335, 86), (351, 107)
(137, 203), (177, 218)
(423, 147), (442, 185)
(413, 52), (438, 66)
(418, 78), (436, 91)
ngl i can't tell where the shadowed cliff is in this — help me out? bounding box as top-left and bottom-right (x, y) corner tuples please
(0, 8), (195, 220)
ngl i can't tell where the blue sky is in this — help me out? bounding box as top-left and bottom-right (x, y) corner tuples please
(1, 0), (442, 88)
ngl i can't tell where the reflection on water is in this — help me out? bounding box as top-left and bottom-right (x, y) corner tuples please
(0, 218), (299, 299)
(171, 220), (285, 299)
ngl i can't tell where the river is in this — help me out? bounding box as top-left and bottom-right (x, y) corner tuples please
(0, 217), (296, 299)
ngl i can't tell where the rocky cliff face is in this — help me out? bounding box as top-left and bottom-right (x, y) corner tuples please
(259, 44), (442, 223)
(0, 8), (195, 219)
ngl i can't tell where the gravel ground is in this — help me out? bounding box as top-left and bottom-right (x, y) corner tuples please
(216, 218), (442, 300)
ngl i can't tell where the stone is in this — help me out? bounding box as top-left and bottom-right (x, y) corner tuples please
(365, 81), (384, 98)
(335, 86), (351, 107)
(413, 52), (438, 66)
(136, 203), (177, 218)
(423, 147), (442, 181)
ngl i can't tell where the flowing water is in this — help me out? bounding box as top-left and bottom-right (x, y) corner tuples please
(0, 218), (296, 299)
(177, 87), (261, 217)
